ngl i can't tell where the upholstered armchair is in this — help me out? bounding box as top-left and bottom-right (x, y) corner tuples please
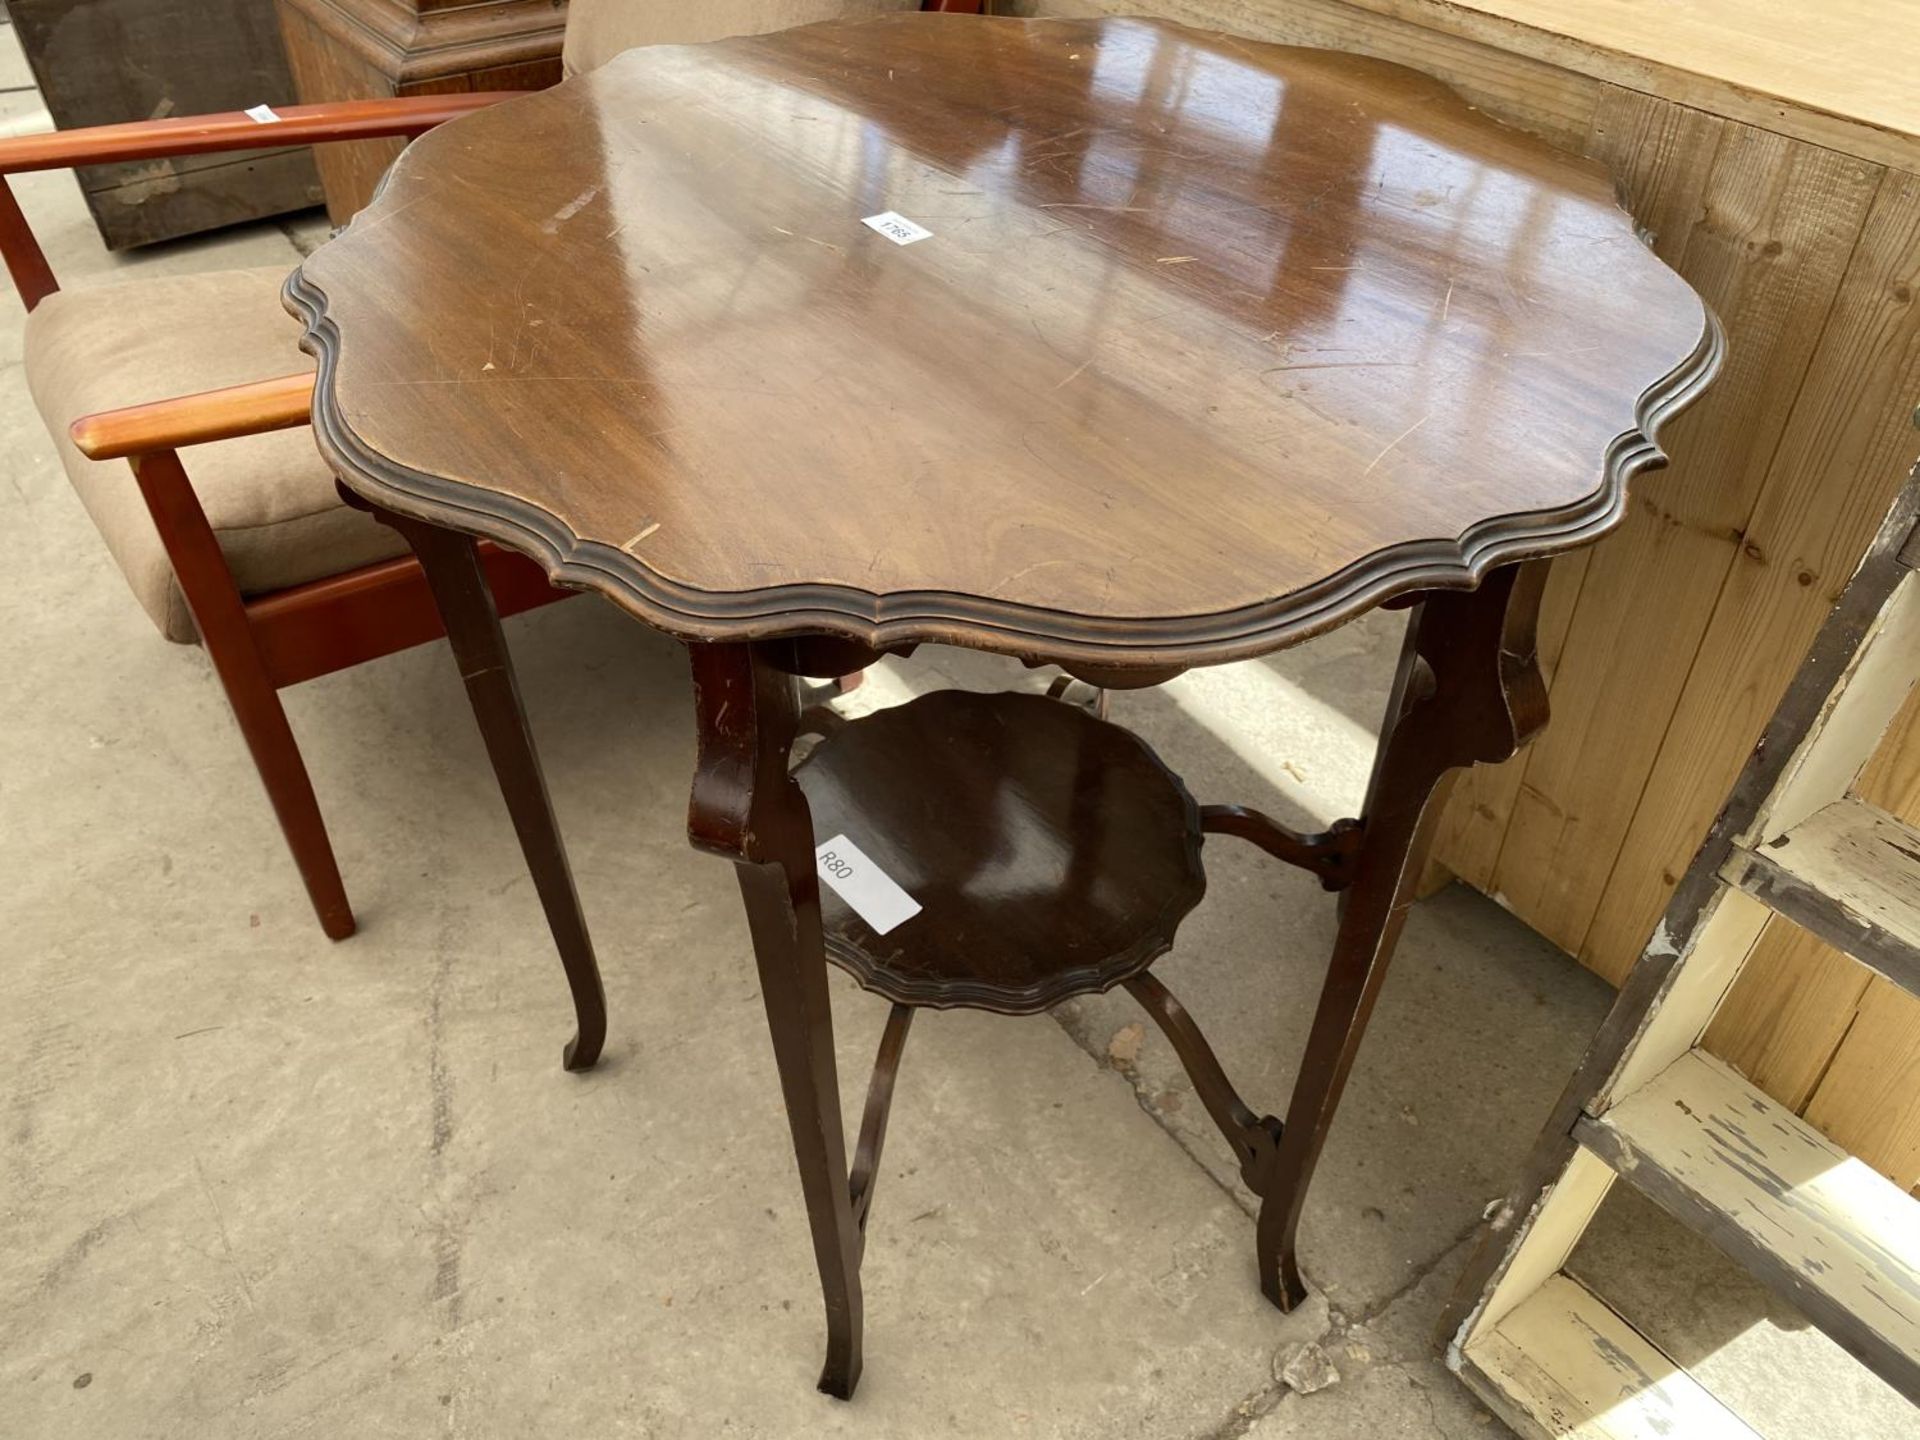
(5, 0), (976, 940)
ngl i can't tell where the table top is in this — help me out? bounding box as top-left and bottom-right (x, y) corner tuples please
(292, 12), (1717, 669)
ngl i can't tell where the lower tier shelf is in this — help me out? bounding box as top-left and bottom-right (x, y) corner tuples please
(1461, 1273), (1761, 1439)
(793, 689), (1206, 1015)
(1574, 1048), (1920, 1402)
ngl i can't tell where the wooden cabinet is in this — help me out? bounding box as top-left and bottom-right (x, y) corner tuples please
(273, 0), (568, 223)
(1013, 0), (1920, 1190)
(10, 0), (323, 249)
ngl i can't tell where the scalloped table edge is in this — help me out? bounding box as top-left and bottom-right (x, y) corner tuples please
(288, 269), (1724, 671)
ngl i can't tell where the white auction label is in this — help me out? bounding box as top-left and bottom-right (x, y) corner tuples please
(861, 211), (933, 246)
(815, 833), (922, 936)
(245, 104), (282, 124)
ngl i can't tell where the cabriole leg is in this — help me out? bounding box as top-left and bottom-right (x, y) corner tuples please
(1257, 563), (1549, 1308)
(688, 640), (867, 1398)
(371, 503), (607, 1073)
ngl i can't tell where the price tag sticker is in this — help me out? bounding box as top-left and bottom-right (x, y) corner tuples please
(861, 211), (933, 246)
(815, 833), (922, 936)
(244, 104), (282, 124)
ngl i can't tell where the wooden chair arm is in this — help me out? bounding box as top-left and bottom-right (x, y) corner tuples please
(0, 93), (523, 176)
(70, 372), (314, 461)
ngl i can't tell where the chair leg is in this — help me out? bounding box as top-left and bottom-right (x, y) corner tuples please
(131, 449), (353, 939)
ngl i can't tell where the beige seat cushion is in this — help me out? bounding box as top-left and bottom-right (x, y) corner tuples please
(563, 0), (919, 75)
(24, 265), (408, 643)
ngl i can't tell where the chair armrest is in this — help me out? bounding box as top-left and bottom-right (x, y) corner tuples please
(0, 93), (522, 175)
(71, 373), (314, 461)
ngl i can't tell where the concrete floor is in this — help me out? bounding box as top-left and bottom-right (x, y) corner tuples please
(0, 25), (1866, 1439)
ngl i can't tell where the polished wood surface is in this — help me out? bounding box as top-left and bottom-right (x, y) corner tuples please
(685, 638), (871, 1397)
(794, 689), (1206, 1013)
(129, 446), (354, 940)
(245, 540), (568, 690)
(70, 372), (315, 460)
(0, 92), (518, 174)
(295, 13), (1716, 668)
(0, 177), (57, 312)
(368, 508), (607, 1073)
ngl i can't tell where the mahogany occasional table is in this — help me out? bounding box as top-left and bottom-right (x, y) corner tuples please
(288, 13), (1718, 1397)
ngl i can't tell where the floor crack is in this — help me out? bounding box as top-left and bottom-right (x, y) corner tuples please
(1192, 1373), (1294, 1440)
(1347, 1214), (1485, 1329)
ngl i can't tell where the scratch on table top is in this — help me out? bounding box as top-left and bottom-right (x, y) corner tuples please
(1261, 358), (1417, 375)
(1053, 358), (1094, 390)
(1029, 314), (1072, 361)
(1506, 344), (1604, 359)
(623, 521), (662, 550)
(994, 557), (1080, 593)
(369, 375), (649, 386)
(1362, 412), (1431, 476)
(541, 185), (601, 234)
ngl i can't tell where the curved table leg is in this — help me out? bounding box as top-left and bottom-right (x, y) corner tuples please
(1257, 562), (1549, 1309)
(689, 640), (866, 1399)
(369, 504), (608, 1074)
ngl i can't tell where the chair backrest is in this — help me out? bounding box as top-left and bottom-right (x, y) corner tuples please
(563, 0), (924, 77)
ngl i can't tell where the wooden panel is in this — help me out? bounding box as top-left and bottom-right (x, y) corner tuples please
(1461, 1273), (1761, 1440)
(1580, 1049), (1920, 1400)
(1804, 978), (1920, 1193)
(1430, 548), (1587, 892)
(275, 2), (407, 226)
(75, 149), (323, 251)
(10, 0), (323, 248)
(1858, 681), (1920, 804)
(1481, 102), (1881, 959)
(1703, 924), (1873, 1112)
(1586, 169), (1920, 982)
(1724, 799), (1920, 999)
(1009, 0), (1603, 150)
(1335, 0), (1918, 167)
(1016, 0), (1919, 168)
(275, 0), (564, 223)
